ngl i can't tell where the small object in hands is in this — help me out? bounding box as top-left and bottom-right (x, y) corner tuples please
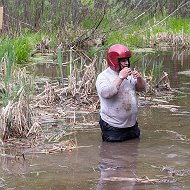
(126, 70), (132, 80)
(130, 75), (132, 83)
(130, 68), (136, 83)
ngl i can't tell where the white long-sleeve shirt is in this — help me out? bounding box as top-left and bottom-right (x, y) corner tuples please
(96, 67), (138, 128)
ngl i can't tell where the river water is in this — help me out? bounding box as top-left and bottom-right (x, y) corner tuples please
(0, 48), (190, 190)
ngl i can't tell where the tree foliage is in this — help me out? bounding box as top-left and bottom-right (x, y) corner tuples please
(0, 0), (190, 49)
(1, 0), (190, 34)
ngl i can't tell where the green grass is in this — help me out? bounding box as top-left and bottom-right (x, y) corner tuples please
(0, 32), (53, 65)
(167, 18), (190, 34)
(13, 37), (31, 64)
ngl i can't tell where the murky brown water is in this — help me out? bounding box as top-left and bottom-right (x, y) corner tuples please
(0, 48), (190, 190)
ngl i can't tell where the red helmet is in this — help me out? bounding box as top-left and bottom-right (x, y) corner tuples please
(107, 44), (131, 72)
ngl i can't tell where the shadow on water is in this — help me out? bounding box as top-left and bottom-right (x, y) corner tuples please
(0, 48), (190, 190)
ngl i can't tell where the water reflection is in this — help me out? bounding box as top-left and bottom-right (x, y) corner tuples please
(0, 147), (28, 176)
(97, 140), (140, 190)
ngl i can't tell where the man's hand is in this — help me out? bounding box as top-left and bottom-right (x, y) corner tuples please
(132, 69), (146, 90)
(132, 69), (143, 79)
(119, 67), (132, 79)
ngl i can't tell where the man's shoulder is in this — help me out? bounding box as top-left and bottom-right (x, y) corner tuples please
(98, 67), (115, 77)
(96, 68), (111, 87)
(97, 67), (109, 78)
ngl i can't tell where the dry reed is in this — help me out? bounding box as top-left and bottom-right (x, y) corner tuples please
(152, 32), (190, 47)
(1, 91), (32, 140)
(33, 51), (99, 111)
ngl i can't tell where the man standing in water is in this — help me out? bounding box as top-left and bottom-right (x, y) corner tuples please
(96, 44), (146, 142)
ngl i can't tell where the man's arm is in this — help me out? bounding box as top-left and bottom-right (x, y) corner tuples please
(132, 70), (146, 91)
(96, 76), (118, 98)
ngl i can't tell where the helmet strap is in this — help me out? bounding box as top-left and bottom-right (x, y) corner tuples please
(128, 58), (130, 68)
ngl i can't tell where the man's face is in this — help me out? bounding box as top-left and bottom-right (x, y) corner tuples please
(118, 58), (129, 70)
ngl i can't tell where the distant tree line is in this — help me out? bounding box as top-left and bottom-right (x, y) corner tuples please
(0, 0), (190, 35)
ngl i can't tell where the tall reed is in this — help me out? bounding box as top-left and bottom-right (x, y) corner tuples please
(139, 54), (164, 93)
(1, 41), (33, 105)
(0, 41), (34, 140)
(57, 47), (64, 86)
(1, 42), (16, 106)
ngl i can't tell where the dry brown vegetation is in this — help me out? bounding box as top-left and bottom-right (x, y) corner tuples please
(0, 50), (101, 154)
(1, 91), (32, 140)
(151, 32), (190, 48)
